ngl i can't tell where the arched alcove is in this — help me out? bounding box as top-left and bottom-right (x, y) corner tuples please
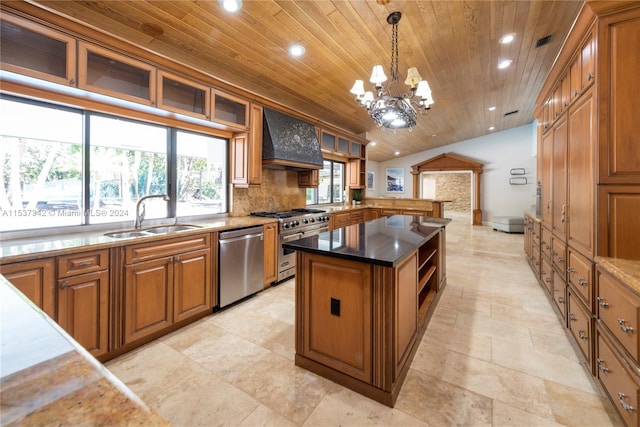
(411, 153), (484, 225)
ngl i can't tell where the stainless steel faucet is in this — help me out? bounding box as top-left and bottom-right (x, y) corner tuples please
(134, 194), (170, 229)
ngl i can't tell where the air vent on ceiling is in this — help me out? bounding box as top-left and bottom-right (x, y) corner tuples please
(535, 34), (553, 48)
(504, 110), (519, 117)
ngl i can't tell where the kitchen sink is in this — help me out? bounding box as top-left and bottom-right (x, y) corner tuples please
(144, 224), (202, 234)
(103, 230), (151, 239)
(104, 224), (202, 238)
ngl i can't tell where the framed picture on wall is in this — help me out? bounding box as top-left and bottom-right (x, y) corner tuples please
(367, 171), (375, 190)
(386, 168), (404, 193)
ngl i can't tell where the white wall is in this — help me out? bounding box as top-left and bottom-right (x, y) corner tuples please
(365, 123), (538, 223)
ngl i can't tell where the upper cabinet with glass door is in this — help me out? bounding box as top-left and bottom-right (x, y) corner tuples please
(78, 42), (156, 106)
(158, 70), (210, 120)
(0, 14), (76, 87)
(212, 90), (249, 130)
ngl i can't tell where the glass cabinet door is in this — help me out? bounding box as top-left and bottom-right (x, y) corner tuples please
(79, 42), (156, 106)
(0, 14), (76, 86)
(321, 131), (336, 151)
(212, 90), (248, 129)
(337, 136), (350, 154)
(350, 141), (362, 158)
(158, 70), (210, 119)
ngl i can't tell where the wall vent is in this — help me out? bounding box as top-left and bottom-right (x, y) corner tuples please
(504, 110), (519, 117)
(535, 34), (553, 48)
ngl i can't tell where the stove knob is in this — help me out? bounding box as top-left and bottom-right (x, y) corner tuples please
(310, 218), (315, 223)
(303, 219), (309, 224)
(284, 223), (289, 229)
(294, 220), (300, 226)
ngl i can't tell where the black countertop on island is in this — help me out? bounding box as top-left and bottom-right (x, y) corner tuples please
(283, 215), (451, 267)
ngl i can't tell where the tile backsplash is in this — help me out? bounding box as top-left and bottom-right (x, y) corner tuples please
(231, 168), (306, 215)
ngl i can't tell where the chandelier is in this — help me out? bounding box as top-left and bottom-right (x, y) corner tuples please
(350, 11), (434, 131)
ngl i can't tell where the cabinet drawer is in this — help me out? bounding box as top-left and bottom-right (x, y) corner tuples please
(532, 222), (541, 247)
(541, 258), (553, 294)
(568, 289), (592, 364)
(350, 211), (364, 224)
(403, 209), (429, 217)
(126, 234), (210, 264)
(531, 244), (541, 277)
(553, 269), (567, 323)
(58, 249), (109, 278)
(551, 238), (567, 278)
(567, 248), (593, 310)
(333, 212), (351, 228)
(597, 269), (640, 363)
(541, 228), (552, 261)
(596, 327), (639, 427)
(380, 209), (400, 216)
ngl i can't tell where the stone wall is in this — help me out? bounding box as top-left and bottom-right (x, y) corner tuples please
(430, 172), (471, 212)
(232, 168), (305, 215)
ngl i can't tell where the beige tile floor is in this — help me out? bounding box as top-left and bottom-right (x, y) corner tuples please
(106, 213), (624, 426)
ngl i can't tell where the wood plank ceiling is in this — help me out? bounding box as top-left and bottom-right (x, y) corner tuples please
(33, 0), (582, 162)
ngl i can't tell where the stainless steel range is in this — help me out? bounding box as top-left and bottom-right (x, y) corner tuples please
(251, 208), (330, 282)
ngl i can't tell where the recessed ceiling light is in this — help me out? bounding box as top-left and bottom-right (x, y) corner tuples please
(394, 151), (400, 156)
(431, 134), (437, 137)
(220, 0), (241, 12)
(288, 44), (305, 57)
(489, 126), (495, 131)
(369, 141), (377, 146)
(498, 59), (512, 69)
(499, 33), (515, 44)
(488, 106), (496, 111)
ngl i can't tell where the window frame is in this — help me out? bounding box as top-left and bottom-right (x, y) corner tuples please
(307, 159), (345, 205)
(0, 94), (229, 233)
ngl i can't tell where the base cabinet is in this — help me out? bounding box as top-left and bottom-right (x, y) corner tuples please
(263, 223), (278, 286)
(57, 270), (109, 357)
(122, 234), (211, 346)
(0, 258), (55, 319)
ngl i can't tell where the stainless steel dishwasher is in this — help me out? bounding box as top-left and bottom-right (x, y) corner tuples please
(218, 226), (264, 308)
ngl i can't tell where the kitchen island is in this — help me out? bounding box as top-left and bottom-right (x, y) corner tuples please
(283, 215), (450, 407)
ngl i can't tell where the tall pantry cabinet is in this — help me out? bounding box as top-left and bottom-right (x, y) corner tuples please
(533, 2), (640, 426)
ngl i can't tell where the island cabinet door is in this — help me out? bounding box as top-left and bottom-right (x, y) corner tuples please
(301, 254), (372, 382)
(395, 253), (417, 376)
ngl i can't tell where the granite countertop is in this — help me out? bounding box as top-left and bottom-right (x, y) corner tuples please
(284, 215), (450, 267)
(0, 216), (277, 263)
(595, 256), (640, 295)
(0, 276), (168, 425)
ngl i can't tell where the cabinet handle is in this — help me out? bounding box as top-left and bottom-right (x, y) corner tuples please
(578, 329), (588, 340)
(558, 297), (564, 304)
(557, 257), (564, 264)
(545, 277), (552, 283)
(618, 392), (635, 412)
(79, 261), (92, 266)
(563, 102), (568, 108)
(552, 250), (557, 257)
(618, 318), (634, 333)
(577, 278), (587, 287)
(569, 312), (576, 321)
(69, 78), (76, 85)
(597, 358), (609, 373)
(151, 100), (156, 106)
(574, 89), (579, 97)
(597, 297), (609, 308)
(60, 281), (69, 289)
(587, 72), (593, 82)
(175, 255), (180, 262)
(567, 267), (575, 273)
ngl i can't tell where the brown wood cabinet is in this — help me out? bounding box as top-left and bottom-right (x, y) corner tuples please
(0, 258), (55, 319)
(157, 70), (210, 120)
(263, 223), (278, 286)
(57, 250), (110, 358)
(0, 13), (76, 87)
(298, 169), (319, 187)
(212, 90), (249, 129)
(231, 133), (249, 187)
(598, 185), (640, 260)
(122, 234), (211, 345)
(247, 104), (263, 185)
(552, 114), (568, 241)
(78, 41), (156, 106)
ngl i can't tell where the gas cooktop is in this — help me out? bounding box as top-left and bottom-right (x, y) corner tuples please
(250, 208), (326, 219)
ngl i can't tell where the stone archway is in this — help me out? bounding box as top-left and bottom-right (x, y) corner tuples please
(411, 153), (484, 225)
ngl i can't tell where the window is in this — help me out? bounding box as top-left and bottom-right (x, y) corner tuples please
(0, 96), (229, 232)
(306, 160), (345, 205)
(176, 130), (227, 216)
(0, 98), (83, 230)
(89, 115), (168, 224)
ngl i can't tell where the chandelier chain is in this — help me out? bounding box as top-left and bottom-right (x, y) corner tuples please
(391, 20), (399, 83)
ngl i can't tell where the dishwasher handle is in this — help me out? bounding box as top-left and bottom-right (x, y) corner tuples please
(219, 232), (264, 244)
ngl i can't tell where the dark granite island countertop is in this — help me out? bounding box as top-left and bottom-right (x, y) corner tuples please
(283, 215), (451, 267)
(286, 215), (450, 407)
